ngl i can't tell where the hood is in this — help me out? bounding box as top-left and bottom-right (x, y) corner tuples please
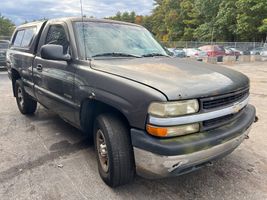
(91, 57), (249, 100)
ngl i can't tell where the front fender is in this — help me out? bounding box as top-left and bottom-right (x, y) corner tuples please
(74, 65), (167, 129)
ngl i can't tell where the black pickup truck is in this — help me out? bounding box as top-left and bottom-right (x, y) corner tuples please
(6, 17), (256, 187)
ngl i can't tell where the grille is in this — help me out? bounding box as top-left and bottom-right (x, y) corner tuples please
(202, 110), (243, 131)
(201, 88), (249, 110)
(203, 114), (237, 128)
(203, 113), (236, 127)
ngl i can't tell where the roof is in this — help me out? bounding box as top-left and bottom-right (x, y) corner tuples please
(16, 20), (47, 29)
(17, 17), (142, 29)
(56, 17), (142, 27)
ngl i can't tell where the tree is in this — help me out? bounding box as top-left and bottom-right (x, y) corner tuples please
(121, 12), (130, 22)
(115, 12), (122, 21)
(193, 0), (222, 41)
(106, 0), (267, 42)
(259, 18), (267, 42)
(141, 16), (153, 30)
(150, 0), (168, 40)
(236, 0), (267, 41)
(180, 0), (200, 40)
(108, 11), (136, 23)
(129, 11), (136, 23)
(135, 15), (143, 25)
(0, 14), (15, 37)
(214, 0), (238, 41)
(107, 12), (122, 21)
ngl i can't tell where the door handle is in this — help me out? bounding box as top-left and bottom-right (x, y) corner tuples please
(36, 64), (43, 72)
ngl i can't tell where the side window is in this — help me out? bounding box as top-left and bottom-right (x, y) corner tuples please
(45, 25), (69, 54)
(13, 30), (25, 47)
(13, 27), (36, 48)
(21, 28), (36, 47)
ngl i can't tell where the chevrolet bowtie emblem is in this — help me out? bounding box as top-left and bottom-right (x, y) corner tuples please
(233, 102), (243, 113)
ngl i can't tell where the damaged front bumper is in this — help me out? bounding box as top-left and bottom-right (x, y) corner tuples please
(131, 105), (256, 179)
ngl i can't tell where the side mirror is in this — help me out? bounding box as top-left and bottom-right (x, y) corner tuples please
(40, 44), (71, 61)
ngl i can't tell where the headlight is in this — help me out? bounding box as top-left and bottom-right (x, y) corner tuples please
(148, 100), (199, 117)
(146, 123), (200, 137)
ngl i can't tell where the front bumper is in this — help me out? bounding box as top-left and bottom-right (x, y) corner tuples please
(132, 105), (256, 179)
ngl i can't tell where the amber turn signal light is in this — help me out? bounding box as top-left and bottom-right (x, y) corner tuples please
(146, 124), (168, 137)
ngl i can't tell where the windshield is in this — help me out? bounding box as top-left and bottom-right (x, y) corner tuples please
(0, 42), (9, 49)
(74, 22), (168, 58)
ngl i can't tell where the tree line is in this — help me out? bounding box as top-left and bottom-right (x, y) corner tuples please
(108, 0), (267, 42)
(0, 14), (15, 37)
(1, 0), (267, 42)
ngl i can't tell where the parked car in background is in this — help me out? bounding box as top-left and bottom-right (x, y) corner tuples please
(228, 47), (243, 55)
(241, 49), (251, 55)
(260, 48), (267, 57)
(224, 47), (235, 56)
(225, 47), (241, 60)
(250, 47), (265, 55)
(0, 40), (9, 68)
(167, 48), (186, 58)
(183, 48), (207, 61)
(199, 45), (225, 62)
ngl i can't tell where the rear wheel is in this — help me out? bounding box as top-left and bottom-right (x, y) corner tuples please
(15, 79), (37, 115)
(94, 113), (135, 187)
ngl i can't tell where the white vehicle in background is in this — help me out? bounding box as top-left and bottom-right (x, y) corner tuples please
(262, 45), (267, 59)
(167, 48), (186, 58)
(250, 47), (265, 55)
(228, 47), (242, 55)
(260, 48), (267, 57)
(183, 48), (207, 61)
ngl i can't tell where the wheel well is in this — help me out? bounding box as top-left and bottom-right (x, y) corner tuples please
(80, 99), (130, 139)
(11, 69), (21, 96)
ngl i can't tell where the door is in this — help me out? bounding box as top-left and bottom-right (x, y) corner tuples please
(33, 23), (77, 122)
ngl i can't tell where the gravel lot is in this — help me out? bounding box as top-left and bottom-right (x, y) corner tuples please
(0, 62), (266, 200)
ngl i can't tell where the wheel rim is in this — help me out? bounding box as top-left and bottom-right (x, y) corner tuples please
(96, 129), (109, 173)
(17, 87), (24, 108)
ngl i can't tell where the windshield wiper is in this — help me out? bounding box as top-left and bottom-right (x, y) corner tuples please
(92, 52), (141, 58)
(142, 53), (168, 57)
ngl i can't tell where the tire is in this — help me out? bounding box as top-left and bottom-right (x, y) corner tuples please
(217, 56), (223, 62)
(15, 79), (37, 115)
(94, 113), (135, 187)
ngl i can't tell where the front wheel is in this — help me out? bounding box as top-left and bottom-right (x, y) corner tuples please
(15, 79), (37, 115)
(94, 113), (135, 187)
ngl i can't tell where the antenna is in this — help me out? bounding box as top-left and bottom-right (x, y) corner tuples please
(80, 0), (88, 60)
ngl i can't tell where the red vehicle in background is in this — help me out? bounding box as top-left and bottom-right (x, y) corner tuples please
(199, 45), (226, 62)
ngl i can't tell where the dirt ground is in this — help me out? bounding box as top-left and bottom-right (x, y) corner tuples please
(0, 62), (266, 200)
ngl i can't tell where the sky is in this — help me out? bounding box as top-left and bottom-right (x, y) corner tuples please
(0, 0), (154, 25)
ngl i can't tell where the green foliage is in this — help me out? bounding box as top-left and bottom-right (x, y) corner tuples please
(107, 0), (267, 42)
(0, 14), (15, 37)
(2, 2), (267, 42)
(214, 0), (237, 41)
(259, 19), (267, 33)
(108, 11), (136, 23)
(237, 0), (267, 41)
